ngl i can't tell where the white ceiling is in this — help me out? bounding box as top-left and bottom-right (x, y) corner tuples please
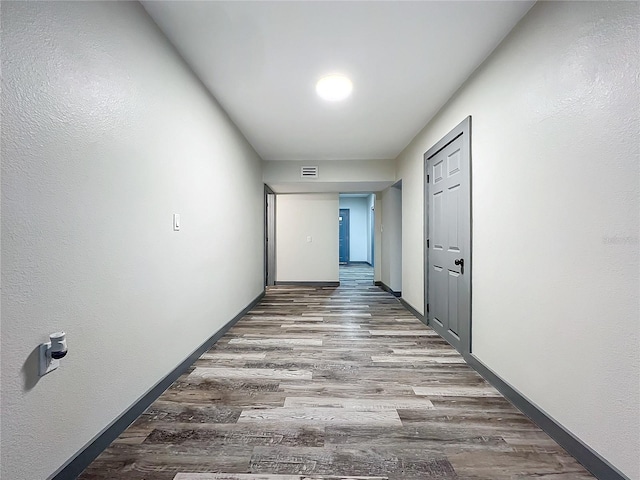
(142, 1), (534, 162)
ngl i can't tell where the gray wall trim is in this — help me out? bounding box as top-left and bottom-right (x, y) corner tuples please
(375, 281), (401, 297)
(398, 298), (425, 323)
(265, 186), (276, 287)
(423, 115), (472, 356)
(49, 290), (266, 480)
(274, 281), (340, 287)
(466, 354), (630, 480)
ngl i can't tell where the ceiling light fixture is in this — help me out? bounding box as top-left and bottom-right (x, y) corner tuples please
(316, 74), (353, 102)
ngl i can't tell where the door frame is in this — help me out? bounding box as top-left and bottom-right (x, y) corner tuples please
(370, 204), (375, 267)
(265, 185), (276, 287)
(423, 116), (472, 355)
(339, 208), (350, 264)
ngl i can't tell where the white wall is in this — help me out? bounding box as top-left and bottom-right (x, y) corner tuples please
(0, 3), (264, 480)
(264, 159), (395, 193)
(276, 194), (339, 282)
(339, 196), (369, 262)
(380, 185), (402, 292)
(395, 2), (639, 478)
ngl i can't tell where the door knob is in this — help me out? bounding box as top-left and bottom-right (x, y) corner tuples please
(454, 258), (464, 274)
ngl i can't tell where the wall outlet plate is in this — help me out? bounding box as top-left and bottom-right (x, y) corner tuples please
(39, 342), (59, 376)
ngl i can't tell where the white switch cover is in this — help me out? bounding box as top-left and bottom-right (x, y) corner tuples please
(173, 214), (181, 231)
(306, 236), (312, 243)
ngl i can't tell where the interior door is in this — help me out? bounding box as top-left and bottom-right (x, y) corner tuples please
(425, 117), (471, 355)
(339, 209), (350, 264)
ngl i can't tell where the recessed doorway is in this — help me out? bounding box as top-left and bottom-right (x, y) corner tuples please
(339, 193), (375, 286)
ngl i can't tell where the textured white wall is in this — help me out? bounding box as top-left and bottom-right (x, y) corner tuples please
(381, 186), (402, 292)
(395, 2), (639, 478)
(264, 159), (395, 183)
(0, 3), (264, 479)
(339, 197), (369, 262)
(276, 194), (339, 282)
(264, 158), (395, 193)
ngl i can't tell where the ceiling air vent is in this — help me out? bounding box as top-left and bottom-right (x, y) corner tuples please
(301, 166), (319, 179)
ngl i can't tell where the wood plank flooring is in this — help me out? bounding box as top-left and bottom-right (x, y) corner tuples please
(79, 265), (594, 480)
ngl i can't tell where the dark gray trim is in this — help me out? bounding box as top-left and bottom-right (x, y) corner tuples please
(274, 281), (340, 287)
(50, 291), (265, 480)
(398, 298), (425, 323)
(466, 354), (630, 480)
(265, 187), (276, 287)
(375, 281), (401, 297)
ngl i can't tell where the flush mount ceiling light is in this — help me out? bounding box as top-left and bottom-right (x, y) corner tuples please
(316, 74), (353, 102)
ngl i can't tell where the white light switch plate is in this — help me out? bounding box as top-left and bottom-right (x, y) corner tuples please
(173, 214), (180, 231)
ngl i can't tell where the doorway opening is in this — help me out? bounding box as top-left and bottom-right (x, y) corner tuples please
(264, 185), (276, 287)
(379, 181), (402, 297)
(339, 193), (376, 286)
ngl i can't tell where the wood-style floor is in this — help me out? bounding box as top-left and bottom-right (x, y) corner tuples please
(79, 264), (594, 480)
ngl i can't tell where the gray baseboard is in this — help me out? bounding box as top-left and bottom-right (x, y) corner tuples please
(392, 296), (628, 480)
(466, 354), (630, 480)
(275, 281), (340, 287)
(398, 297), (425, 322)
(50, 290), (265, 480)
(375, 281), (401, 297)
(348, 261), (373, 266)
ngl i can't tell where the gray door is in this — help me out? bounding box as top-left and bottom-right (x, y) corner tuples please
(424, 117), (471, 355)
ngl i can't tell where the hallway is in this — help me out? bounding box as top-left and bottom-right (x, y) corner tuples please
(339, 263), (374, 287)
(79, 275), (593, 480)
